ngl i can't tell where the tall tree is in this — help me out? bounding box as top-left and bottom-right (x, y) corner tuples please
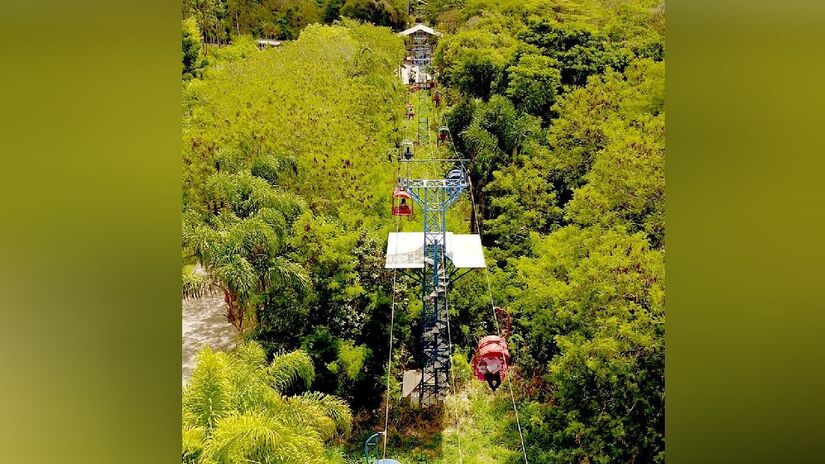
(511, 226), (664, 463)
(184, 0), (224, 55)
(183, 171), (308, 333)
(505, 54), (561, 116)
(340, 0), (407, 29)
(182, 18), (206, 79)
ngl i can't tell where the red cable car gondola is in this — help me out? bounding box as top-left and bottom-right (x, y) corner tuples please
(472, 307), (512, 391)
(392, 187), (413, 217)
(437, 126), (450, 146)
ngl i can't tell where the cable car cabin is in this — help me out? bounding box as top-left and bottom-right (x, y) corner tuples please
(472, 335), (510, 391)
(364, 432), (401, 464)
(405, 103), (415, 119)
(437, 126), (450, 146)
(447, 168), (463, 181)
(392, 188), (413, 217)
(400, 140), (414, 160)
(473, 307), (511, 391)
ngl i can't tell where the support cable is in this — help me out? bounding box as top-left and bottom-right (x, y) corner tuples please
(443, 257), (463, 464)
(466, 169), (530, 464)
(382, 215), (401, 459)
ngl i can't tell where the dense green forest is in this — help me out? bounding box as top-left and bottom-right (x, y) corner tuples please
(182, 0), (664, 462)
(183, 0), (408, 45)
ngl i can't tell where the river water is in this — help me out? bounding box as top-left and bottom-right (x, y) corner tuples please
(181, 293), (237, 386)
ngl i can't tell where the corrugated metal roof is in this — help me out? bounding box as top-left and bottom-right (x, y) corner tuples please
(398, 23), (442, 37)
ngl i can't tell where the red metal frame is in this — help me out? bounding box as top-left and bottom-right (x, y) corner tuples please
(392, 187), (413, 217)
(472, 335), (511, 382)
(471, 307), (513, 382)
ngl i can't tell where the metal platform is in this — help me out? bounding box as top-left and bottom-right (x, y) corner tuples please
(385, 233), (486, 269)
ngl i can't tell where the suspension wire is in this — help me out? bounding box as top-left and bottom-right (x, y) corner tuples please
(465, 164), (530, 464)
(382, 215), (401, 459)
(443, 254), (464, 464)
(465, 177), (496, 320)
(436, 103), (464, 463)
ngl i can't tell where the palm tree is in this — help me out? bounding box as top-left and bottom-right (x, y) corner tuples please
(183, 343), (351, 464)
(182, 171), (309, 333)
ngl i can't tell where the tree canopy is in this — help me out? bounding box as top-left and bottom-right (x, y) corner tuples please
(183, 343), (352, 463)
(181, 1), (666, 462)
(432, 1), (665, 462)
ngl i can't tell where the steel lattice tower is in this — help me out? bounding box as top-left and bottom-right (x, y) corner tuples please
(401, 176), (467, 406)
(397, 19), (455, 407)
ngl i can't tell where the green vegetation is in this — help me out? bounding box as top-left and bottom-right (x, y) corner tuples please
(433, 1), (665, 462)
(439, 383), (520, 464)
(183, 343), (352, 463)
(183, 18), (207, 79)
(182, 20), (410, 459)
(182, 0), (409, 46)
(182, 0), (665, 462)
(182, 22), (406, 340)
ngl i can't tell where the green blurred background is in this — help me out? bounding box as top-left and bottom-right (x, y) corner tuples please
(1, 0), (825, 462)
(0, 1), (182, 463)
(668, 0), (825, 462)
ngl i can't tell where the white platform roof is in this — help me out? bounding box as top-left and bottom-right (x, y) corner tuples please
(256, 39), (282, 46)
(385, 232), (486, 269)
(398, 24), (442, 37)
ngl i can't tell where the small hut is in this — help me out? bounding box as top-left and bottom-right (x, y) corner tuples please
(256, 39), (282, 50)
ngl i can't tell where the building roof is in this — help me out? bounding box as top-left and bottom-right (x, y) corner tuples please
(398, 23), (442, 37)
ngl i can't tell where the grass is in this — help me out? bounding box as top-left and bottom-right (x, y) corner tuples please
(436, 381), (520, 464)
(347, 355), (521, 464)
